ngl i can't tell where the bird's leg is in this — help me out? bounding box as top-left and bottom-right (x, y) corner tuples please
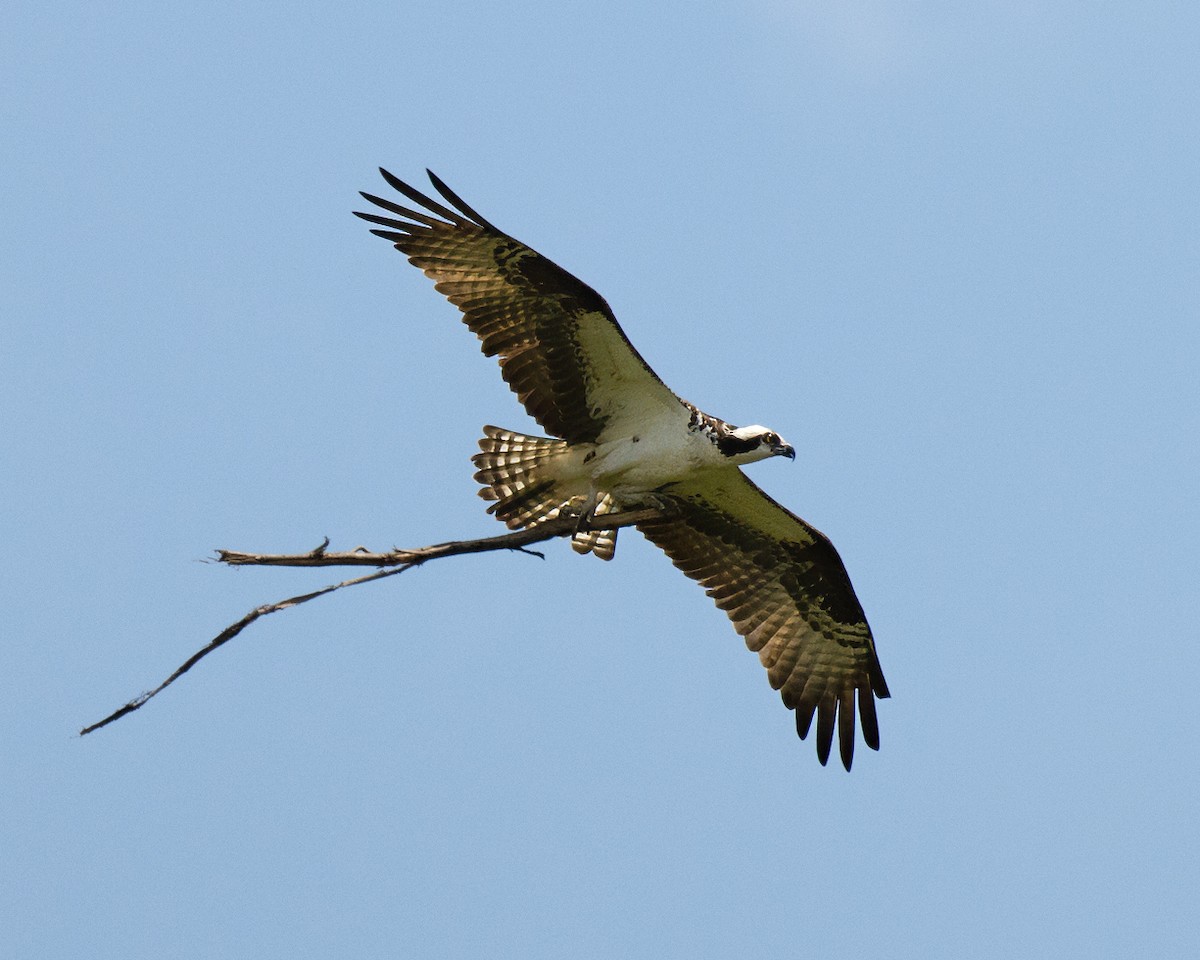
(632, 491), (679, 522)
(574, 491), (600, 533)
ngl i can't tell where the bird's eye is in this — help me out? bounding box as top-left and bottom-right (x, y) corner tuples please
(766, 433), (779, 445)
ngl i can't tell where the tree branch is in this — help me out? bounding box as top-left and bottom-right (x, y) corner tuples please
(215, 506), (666, 567)
(80, 506), (670, 736)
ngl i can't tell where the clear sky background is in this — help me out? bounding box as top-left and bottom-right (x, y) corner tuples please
(4, 2), (1197, 957)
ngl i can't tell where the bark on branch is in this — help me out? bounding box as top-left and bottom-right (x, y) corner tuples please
(80, 506), (669, 736)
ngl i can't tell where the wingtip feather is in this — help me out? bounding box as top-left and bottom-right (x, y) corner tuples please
(426, 169), (497, 229)
(815, 700), (834, 766)
(859, 686), (881, 752)
(795, 701), (816, 740)
(373, 167), (467, 226)
(838, 690), (856, 771)
(367, 228), (408, 243)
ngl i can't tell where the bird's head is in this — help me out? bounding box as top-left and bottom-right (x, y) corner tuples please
(718, 424), (796, 464)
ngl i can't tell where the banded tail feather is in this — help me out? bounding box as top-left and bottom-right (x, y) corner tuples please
(570, 491), (617, 561)
(471, 426), (618, 560)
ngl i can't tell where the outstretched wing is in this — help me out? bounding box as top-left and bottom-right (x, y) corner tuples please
(355, 169), (684, 444)
(638, 470), (889, 770)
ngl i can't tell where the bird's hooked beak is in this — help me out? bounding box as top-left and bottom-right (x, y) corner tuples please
(774, 442), (796, 461)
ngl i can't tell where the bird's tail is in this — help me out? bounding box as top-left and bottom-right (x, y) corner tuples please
(471, 425), (618, 560)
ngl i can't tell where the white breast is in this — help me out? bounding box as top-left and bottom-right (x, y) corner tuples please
(588, 418), (722, 494)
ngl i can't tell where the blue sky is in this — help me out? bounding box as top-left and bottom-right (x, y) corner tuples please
(4, 2), (1197, 957)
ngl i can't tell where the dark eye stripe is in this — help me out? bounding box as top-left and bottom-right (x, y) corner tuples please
(716, 434), (761, 457)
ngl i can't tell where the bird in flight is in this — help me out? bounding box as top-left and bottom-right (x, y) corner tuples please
(355, 170), (889, 769)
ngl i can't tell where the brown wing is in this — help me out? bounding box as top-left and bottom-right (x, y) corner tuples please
(355, 169), (684, 444)
(638, 470), (889, 770)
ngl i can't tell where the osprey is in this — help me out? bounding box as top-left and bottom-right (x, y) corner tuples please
(355, 169), (890, 770)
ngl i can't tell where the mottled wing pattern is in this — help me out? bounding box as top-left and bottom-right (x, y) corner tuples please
(638, 471), (889, 770)
(355, 169), (683, 443)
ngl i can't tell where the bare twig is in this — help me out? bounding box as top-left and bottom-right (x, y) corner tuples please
(80, 506), (668, 736)
(214, 506), (664, 567)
